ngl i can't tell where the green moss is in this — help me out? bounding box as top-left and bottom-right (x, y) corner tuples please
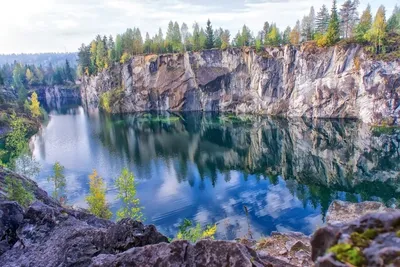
(350, 229), (379, 248)
(396, 230), (400, 238)
(371, 125), (400, 137)
(329, 243), (366, 267)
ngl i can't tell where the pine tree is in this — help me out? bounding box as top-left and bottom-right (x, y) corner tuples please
(355, 4), (372, 42)
(387, 5), (400, 34)
(282, 26), (291, 44)
(339, 0), (359, 39)
(192, 22), (201, 51)
(205, 19), (214, 49)
(64, 60), (74, 82)
(221, 30), (230, 49)
(316, 5), (330, 35)
(326, 0), (340, 46)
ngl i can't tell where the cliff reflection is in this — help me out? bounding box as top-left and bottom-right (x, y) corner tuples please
(94, 112), (400, 213)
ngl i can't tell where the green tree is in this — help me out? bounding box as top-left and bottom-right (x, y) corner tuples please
(181, 23), (191, 51)
(205, 19), (214, 49)
(192, 22), (201, 51)
(387, 5), (400, 34)
(5, 176), (34, 208)
(266, 25), (280, 46)
(282, 26), (291, 44)
(48, 162), (66, 203)
(175, 219), (217, 243)
(365, 5), (387, 54)
(325, 0), (340, 46)
(6, 113), (27, 160)
(355, 4), (372, 42)
(316, 5), (330, 35)
(115, 168), (143, 221)
(64, 60), (74, 82)
(14, 151), (40, 179)
(86, 169), (112, 219)
(115, 34), (123, 61)
(339, 0), (360, 39)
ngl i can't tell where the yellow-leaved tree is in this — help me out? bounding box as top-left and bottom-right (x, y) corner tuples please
(29, 92), (41, 118)
(86, 170), (112, 219)
(365, 5), (387, 54)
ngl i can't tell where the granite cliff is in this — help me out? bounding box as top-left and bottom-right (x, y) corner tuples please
(81, 44), (400, 124)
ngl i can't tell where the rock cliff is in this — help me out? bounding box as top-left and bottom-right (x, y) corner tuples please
(81, 45), (400, 124)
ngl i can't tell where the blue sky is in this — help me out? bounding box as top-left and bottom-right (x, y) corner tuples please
(0, 0), (397, 53)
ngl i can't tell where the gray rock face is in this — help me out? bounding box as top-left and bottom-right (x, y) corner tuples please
(90, 239), (275, 267)
(81, 45), (400, 124)
(34, 85), (81, 107)
(0, 200), (168, 267)
(311, 212), (400, 267)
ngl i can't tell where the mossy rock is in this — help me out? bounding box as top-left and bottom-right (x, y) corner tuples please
(329, 243), (366, 267)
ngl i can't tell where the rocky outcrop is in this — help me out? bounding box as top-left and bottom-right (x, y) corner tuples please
(312, 212), (400, 266)
(81, 45), (400, 124)
(34, 85), (81, 108)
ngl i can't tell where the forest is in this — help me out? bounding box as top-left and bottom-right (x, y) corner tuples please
(77, 0), (400, 76)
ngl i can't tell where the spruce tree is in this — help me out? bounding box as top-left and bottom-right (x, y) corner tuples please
(205, 19), (214, 49)
(316, 5), (330, 34)
(326, 0), (340, 46)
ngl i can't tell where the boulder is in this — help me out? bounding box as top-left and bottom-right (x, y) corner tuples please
(312, 212), (400, 267)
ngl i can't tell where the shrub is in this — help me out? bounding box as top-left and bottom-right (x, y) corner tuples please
(175, 219), (217, 243)
(86, 170), (112, 219)
(5, 176), (34, 208)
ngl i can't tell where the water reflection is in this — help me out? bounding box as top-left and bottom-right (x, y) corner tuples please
(31, 106), (400, 239)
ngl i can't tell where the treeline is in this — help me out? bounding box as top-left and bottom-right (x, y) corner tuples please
(78, 0), (400, 75)
(0, 60), (76, 102)
(0, 53), (77, 68)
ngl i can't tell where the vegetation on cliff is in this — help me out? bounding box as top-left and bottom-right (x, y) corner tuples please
(78, 1), (400, 76)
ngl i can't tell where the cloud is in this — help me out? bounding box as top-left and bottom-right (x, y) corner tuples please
(0, 0), (397, 53)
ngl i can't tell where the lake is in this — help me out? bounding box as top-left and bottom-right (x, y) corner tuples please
(30, 105), (400, 239)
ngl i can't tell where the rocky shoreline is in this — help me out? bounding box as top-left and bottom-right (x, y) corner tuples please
(1, 168), (399, 266)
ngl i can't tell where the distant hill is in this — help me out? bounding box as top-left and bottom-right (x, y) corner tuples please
(0, 52), (78, 67)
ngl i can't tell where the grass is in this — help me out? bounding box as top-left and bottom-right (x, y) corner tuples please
(328, 243), (366, 267)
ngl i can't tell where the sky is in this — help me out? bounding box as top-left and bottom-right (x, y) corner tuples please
(0, 0), (397, 54)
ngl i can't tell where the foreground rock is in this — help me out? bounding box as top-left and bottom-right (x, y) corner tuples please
(251, 232), (312, 267)
(81, 45), (400, 125)
(312, 212), (400, 266)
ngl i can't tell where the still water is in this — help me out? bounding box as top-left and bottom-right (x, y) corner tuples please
(30, 105), (400, 239)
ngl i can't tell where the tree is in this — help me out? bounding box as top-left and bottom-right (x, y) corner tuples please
(181, 23), (190, 51)
(115, 168), (143, 221)
(221, 30), (230, 49)
(0, 71), (4, 86)
(316, 5), (330, 35)
(192, 22), (201, 51)
(29, 92), (41, 118)
(86, 170), (112, 219)
(387, 5), (400, 34)
(78, 44), (91, 76)
(175, 219), (217, 243)
(144, 32), (152, 54)
(326, 0), (340, 46)
(290, 20), (301, 45)
(214, 28), (223, 49)
(339, 0), (360, 39)
(301, 7), (315, 41)
(14, 151), (40, 179)
(64, 60), (74, 82)
(5, 176), (34, 208)
(282, 26), (291, 44)
(365, 5), (387, 54)
(205, 19), (214, 49)
(48, 162), (66, 204)
(355, 4), (372, 42)
(25, 68), (34, 85)
(115, 34), (123, 61)
(266, 25), (280, 46)
(6, 113), (27, 160)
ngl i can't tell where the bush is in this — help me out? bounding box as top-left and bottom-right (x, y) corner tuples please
(5, 176), (34, 208)
(175, 219), (217, 243)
